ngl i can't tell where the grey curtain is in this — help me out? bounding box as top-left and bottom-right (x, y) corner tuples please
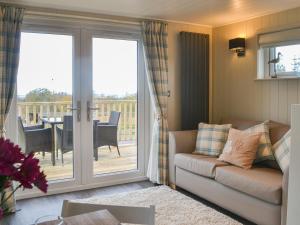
(142, 21), (169, 185)
(0, 6), (24, 137)
(179, 32), (209, 130)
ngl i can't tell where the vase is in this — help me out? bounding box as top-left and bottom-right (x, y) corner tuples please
(0, 186), (16, 214)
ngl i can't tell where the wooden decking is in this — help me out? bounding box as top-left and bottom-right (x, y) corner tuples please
(36, 144), (137, 180)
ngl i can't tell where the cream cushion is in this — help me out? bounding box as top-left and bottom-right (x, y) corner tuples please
(215, 166), (283, 204)
(175, 153), (228, 178)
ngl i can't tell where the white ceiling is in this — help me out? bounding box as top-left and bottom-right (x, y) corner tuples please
(6, 0), (300, 27)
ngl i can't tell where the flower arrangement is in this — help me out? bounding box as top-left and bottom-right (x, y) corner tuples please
(0, 138), (48, 219)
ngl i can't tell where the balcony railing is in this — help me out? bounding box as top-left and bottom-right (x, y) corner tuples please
(17, 100), (137, 142)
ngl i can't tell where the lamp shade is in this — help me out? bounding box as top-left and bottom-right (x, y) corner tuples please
(229, 38), (245, 51)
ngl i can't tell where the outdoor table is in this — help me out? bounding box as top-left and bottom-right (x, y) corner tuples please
(40, 117), (63, 166)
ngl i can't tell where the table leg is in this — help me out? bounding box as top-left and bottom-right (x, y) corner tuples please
(51, 124), (55, 166)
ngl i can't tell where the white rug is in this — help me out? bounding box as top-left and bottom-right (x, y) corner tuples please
(75, 186), (242, 225)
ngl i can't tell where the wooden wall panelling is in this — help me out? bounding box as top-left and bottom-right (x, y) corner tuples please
(212, 7), (300, 125)
(287, 81), (298, 123)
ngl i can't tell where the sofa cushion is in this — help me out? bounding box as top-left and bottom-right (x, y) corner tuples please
(218, 128), (261, 169)
(244, 122), (275, 163)
(175, 153), (228, 178)
(194, 123), (232, 156)
(273, 130), (291, 172)
(215, 166), (282, 204)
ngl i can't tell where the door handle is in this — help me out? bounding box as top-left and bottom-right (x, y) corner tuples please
(87, 101), (100, 121)
(67, 101), (81, 122)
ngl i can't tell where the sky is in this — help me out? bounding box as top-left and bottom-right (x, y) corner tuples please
(276, 44), (300, 72)
(17, 32), (137, 97)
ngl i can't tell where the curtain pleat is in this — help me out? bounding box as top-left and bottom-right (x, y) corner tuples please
(0, 6), (24, 137)
(142, 21), (169, 185)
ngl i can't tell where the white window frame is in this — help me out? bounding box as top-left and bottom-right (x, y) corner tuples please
(257, 27), (300, 79)
(273, 45), (300, 77)
(258, 45), (300, 79)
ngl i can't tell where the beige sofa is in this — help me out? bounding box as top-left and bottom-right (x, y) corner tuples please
(169, 119), (290, 225)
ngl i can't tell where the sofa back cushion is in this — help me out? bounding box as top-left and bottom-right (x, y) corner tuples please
(221, 118), (261, 131)
(221, 118), (290, 145)
(268, 121), (290, 144)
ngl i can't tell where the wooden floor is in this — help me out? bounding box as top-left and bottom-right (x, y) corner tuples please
(3, 182), (255, 225)
(37, 144), (137, 180)
(3, 181), (153, 225)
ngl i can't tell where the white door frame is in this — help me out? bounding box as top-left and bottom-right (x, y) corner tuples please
(81, 28), (148, 185)
(7, 16), (150, 200)
(13, 24), (83, 199)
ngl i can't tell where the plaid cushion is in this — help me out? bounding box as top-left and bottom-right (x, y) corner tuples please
(273, 130), (291, 172)
(194, 123), (232, 156)
(245, 122), (275, 163)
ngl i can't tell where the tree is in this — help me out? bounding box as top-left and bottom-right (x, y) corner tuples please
(25, 88), (53, 102)
(24, 88), (72, 102)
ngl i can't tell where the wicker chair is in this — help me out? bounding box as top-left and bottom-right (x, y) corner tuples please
(56, 115), (73, 164)
(18, 117), (54, 165)
(93, 111), (121, 161)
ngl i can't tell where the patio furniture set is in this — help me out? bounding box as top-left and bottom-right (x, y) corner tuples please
(17, 111), (121, 166)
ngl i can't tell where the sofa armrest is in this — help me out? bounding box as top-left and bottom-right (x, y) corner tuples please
(168, 130), (197, 185)
(281, 168), (289, 225)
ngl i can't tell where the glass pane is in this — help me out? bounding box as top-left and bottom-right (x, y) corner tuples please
(275, 44), (300, 74)
(17, 32), (74, 181)
(92, 37), (138, 175)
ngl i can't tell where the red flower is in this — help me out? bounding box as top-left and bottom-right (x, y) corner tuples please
(14, 153), (41, 189)
(0, 138), (25, 176)
(0, 138), (48, 219)
(33, 171), (48, 193)
(13, 153), (48, 193)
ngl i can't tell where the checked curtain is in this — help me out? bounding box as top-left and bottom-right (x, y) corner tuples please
(0, 6), (24, 137)
(142, 21), (169, 185)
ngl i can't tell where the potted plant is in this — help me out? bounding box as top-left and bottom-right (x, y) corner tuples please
(0, 138), (48, 219)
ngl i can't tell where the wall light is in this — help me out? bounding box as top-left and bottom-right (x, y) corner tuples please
(229, 38), (245, 57)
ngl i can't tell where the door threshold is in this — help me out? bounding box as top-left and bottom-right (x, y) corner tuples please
(16, 175), (148, 200)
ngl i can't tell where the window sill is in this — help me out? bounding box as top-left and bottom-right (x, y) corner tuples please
(255, 76), (300, 81)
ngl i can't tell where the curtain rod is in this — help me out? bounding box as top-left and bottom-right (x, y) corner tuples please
(0, 2), (209, 27)
(0, 2), (141, 26)
(25, 9), (141, 26)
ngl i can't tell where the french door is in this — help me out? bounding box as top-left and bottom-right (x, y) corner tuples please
(82, 30), (147, 186)
(9, 21), (148, 199)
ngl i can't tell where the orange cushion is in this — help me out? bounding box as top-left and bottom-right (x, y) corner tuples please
(218, 128), (261, 169)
